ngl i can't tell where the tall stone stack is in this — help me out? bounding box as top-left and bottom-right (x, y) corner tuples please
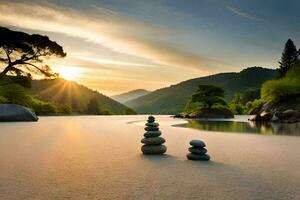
(187, 140), (210, 161)
(141, 116), (167, 154)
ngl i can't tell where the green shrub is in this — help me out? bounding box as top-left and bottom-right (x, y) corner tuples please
(261, 64), (300, 101)
(0, 95), (7, 103)
(57, 104), (72, 114)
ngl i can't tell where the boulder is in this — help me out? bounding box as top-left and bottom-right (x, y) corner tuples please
(141, 145), (167, 154)
(141, 137), (165, 145)
(278, 110), (300, 120)
(271, 114), (280, 123)
(0, 104), (38, 122)
(248, 114), (260, 121)
(190, 140), (206, 148)
(259, 111), (272, 121)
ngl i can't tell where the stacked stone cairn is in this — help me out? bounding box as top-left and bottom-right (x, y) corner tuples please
(187, 140), (210, 161)
(141, 116), (167, 154)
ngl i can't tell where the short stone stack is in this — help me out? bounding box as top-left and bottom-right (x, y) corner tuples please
(141, 116), (167, 155)
(187, 140), (210, 161)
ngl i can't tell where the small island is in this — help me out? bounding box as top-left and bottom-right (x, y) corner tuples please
(175, 85), (234, 119)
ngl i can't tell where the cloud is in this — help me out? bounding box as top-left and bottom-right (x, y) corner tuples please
(225, 5), (258, 20)
(0, 2), (222, 72)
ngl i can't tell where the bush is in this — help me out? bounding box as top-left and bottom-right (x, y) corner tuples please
(57, 104), (72, 114)
(261, 64), (300, 101)
(30, 100), (57, 115)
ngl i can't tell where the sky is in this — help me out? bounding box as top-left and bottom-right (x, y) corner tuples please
(0, 0), (299, 95)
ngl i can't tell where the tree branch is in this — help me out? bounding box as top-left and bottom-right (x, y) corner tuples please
(3, 48), (12, 64)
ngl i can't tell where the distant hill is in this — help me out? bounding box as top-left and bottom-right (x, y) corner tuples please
(125, 67), (277, 114)
(28, 78), (131, 114)
(112, 89), (151, 103)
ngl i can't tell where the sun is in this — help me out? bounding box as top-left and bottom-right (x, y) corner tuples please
(58, 67), (80, 81)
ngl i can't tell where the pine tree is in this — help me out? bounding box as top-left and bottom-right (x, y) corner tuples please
(278, 39), (299, 78)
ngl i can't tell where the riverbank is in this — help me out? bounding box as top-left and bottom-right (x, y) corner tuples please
(0, 116), (299, 199)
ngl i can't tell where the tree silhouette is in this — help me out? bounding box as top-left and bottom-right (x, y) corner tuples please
(0, 27), (66, 80)
(278, 39), (299, 78)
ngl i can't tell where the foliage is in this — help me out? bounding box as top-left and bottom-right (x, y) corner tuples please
(229, 89), (262, 114)
(262, 64), (300, 101)
(0, 26), (66, 80)
(57, 104), (72, 114)
(126, 67), (277, 114)
(28, 78), (131, 114)
(86, 97), (100, 115)
(184, 85), (227, 113)
(123, 107), (137, 115)
(278, 39), (299, 78)
(0, 82), (59, 115)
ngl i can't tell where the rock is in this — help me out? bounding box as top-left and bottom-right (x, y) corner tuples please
(279, 110), (300, 120)
(173, 114), (183, 118)
(190, 140), (206, 148)
(248, 114), (261, 121)
(271, 114), (280, 123)
(188, 147), (207, 154)
(260, 111), (272, 121)
(145, 126), (159, 131)
(141, 145), (167, 154)
(141, 137), (165, 145)
(187, 153), (210, 161)
(148, 116), (155, 121)
(145, 122), (159, 127)
(286, 117), (299, 124)
(144, 131), (161, 138)
(0, 104), (38, 122)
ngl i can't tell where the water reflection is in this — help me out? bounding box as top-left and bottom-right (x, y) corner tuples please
(177, 120), (300, 136)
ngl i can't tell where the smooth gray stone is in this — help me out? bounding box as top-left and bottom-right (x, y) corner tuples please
(145, 126), (159, 131)
(147, 119), (155, 123)
(144, 131), (161, 138)
(141, 145), (167, 154)
(148, 116), (155, 121)
(188, 147), (207, 154)
(145, 122), (159, 127)
(0, 104), (38, 122)
(190, 140), (206, 148)
(187, 153), (210, 161)
(141, 137), (165, 145)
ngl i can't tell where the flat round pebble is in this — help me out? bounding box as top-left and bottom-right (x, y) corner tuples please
(144, 131), (161, 138)
(186, 153), (210, 161)
(190, 140), (206, 148)
(145, 126), (159, 131)
(141, 145), (167, 154)
(188, 147), (207, 154)
(145, 122), (159, 127)
(141, 137), (165, 145)
(148, 116), (155, 121)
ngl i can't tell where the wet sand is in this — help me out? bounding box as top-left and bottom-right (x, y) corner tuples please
(0, 116), (299, 200)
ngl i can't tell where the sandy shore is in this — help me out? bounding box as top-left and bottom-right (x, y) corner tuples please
(0, 115), (299, 200)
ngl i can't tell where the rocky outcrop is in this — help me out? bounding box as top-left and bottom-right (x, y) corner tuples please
(249, 110), (300, 123)
(175, 108), (234, 119)
(0, 104), (38, 122)
(249, 99), (300, 123)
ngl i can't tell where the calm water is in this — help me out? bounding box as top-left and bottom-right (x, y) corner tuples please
(176, 115), (300, 136)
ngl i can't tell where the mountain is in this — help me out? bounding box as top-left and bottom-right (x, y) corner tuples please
(112, 89), (151, 103)
(28, 78), (131, 114)
(125, 67), (277, 114)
